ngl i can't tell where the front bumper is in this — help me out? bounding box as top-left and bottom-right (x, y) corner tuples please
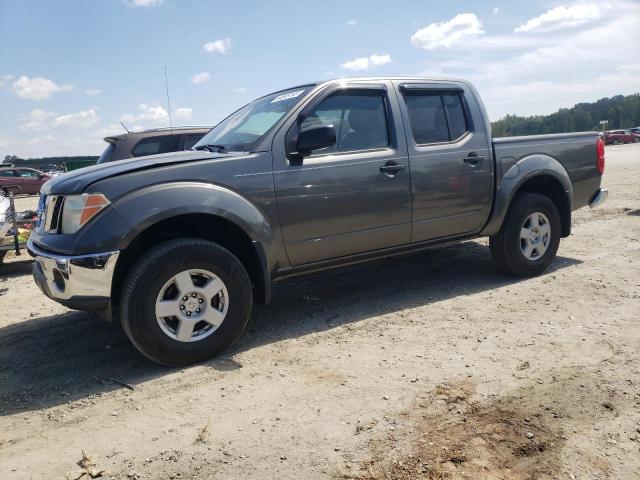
(589, 188), (608, 208)
(27, 239), (119, 312)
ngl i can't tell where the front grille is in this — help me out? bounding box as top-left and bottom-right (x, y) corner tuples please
(42, 195), (64, 233)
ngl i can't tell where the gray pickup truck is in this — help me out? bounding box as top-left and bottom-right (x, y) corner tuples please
(28, 77), (607, 365)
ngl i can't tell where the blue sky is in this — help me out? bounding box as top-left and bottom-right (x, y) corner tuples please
(1, 0), (638, 158)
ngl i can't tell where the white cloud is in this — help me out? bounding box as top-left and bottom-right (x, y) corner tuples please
(341, 53), (392, 71)
(51, 109), (99, 128)
(515, 4), (606, 33)
(85, 88), (101, 96)
(411, 13), (484, 50)
(415, 1), (640, 119)
(19, 108), (99, 131)
(19, 109), (56, 131)
(174, 107), (193, 119)
(493, 7), (500, 15)
(190, 72), (211, 85)
(121, 104), (169, 124)
(125, 0), (162, 7)
(12, 76), (74, 100)
(347, 20), (358, 26)
(203, 38), (231, 54)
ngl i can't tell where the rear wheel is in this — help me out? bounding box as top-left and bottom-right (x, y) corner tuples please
(612, 139), (621, 145)
(120, 238), (252, 366)
(489, 193), (561, 277)
(634, 137), (640, 143)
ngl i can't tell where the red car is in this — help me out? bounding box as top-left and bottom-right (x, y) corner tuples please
(604, 130), (640, 145)
(0, 167), (52, 194)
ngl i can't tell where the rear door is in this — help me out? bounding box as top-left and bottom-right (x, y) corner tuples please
(395, 81), (493, 242)
(273, 81), (412, 266)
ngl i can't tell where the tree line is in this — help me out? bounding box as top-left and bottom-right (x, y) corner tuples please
(491, 93), (640, 137)
(2, 155), (98, 170)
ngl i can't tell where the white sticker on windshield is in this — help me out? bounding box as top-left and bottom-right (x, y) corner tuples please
(271, 89), (305, 103)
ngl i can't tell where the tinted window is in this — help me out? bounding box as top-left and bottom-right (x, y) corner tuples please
(183, 133), (205, 150)
(0, 170), (15, 177)
(300, 92), (389, 156)
(442, 94), (469, 140)
(97, 142), (116, 164)
(131, 135), (181, 157)
(403, 93), (449, 144)
(19, 169), (39, 177)
(403, 91), (470, 144)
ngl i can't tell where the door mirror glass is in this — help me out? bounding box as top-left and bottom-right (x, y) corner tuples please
(296, 125), (336, 157)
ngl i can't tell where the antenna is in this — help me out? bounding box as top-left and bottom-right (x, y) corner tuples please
(120, 121), (131, 133)
(164, 66), (173, 130)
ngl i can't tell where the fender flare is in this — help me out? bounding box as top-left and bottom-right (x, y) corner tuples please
(112, 182), (274, 250)
(481, 154), (573, 237)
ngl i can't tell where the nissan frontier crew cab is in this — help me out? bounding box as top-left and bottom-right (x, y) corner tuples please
(28, 77), (608, 366)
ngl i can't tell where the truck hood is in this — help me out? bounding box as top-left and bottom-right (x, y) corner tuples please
(42, 150), (230, 195)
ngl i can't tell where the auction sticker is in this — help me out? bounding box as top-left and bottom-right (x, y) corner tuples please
(271, 89), (305, 103)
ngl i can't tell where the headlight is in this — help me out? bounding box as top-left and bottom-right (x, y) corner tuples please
(61, 193), (110, 234)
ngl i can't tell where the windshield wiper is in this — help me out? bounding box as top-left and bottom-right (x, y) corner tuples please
(194, 144), (227, 153)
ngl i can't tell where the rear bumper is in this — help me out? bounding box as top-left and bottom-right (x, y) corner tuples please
(27, 239), (119, 312)
(589, 188), (608, 208)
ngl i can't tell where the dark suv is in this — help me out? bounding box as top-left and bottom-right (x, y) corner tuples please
(97, 126), (211, 164)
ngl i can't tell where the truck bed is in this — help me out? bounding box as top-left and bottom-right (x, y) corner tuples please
(493, 132), (602, 210)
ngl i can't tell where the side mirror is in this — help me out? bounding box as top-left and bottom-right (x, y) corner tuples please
(296, 125), (336, 158)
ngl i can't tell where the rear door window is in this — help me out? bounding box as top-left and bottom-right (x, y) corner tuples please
(131, 135), (181, 157)
(442, 94), (469, 140)
(402, 91), (470, 144)
(0, 170), (16, 177)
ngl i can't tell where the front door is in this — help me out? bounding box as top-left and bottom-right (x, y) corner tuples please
(273, 83), (412, 266)
(395, 82), (493, 242)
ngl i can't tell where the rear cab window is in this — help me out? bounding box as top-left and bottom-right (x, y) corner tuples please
(401, 89), (470, 145)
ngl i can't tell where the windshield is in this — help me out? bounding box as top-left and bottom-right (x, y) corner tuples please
(193, 87), (311, 152)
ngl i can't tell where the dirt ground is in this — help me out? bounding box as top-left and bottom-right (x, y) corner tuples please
(1, 145), (639, 480)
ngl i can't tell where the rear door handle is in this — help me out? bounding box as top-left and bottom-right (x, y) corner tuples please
(463, 153), (485, 166)
(380, 162), (405, 175)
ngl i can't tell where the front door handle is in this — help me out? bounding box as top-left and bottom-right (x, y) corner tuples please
(463, 153), (485, 166)
(380, 161), (405, 175)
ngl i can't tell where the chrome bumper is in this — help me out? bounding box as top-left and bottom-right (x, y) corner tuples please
(27, 239), (119, 311)
(589, 188), (608, 208)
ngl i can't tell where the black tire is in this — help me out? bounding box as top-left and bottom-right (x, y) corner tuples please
(0, 250), (6, 265)
(489, 193), (561, 277)
(120, 238), (252, 366)
(612, 139), (621, 145)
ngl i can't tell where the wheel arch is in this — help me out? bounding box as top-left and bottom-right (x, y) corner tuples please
(482, 154), (573, 238)
(111, 213), (271, 309)
(109, 183), (274, 309)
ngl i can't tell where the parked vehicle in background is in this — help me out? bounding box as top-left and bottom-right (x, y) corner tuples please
(97, 126), (212, 164)
(629, 127), (640, 135)
(29, 77), (607, 366)
(604, 130), (640, 145)
(0, 167), (51, 194)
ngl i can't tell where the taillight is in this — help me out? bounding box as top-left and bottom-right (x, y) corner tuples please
(596, 138), (605, 175)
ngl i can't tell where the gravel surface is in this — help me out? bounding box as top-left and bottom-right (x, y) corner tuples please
(1, 145), (639, 479)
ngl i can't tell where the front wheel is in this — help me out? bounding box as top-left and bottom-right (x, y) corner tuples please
(634, 137), (640, 143)
(489, 193), (561, 277)
(120, 238), (253, 366)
